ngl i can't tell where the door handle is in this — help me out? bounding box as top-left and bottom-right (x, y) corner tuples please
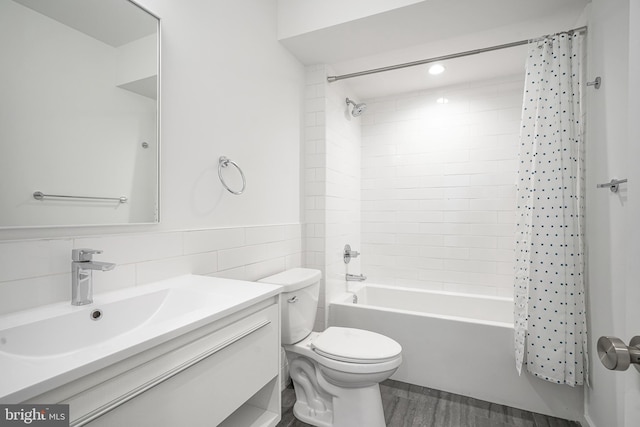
(597, 336), (640, 372)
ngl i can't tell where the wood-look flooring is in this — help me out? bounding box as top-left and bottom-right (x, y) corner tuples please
(277, 379), (581, 427)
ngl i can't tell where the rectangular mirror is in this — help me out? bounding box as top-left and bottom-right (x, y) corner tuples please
(0, 0), (159, 228)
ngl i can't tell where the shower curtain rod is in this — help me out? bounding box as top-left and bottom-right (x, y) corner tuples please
(326, 26), (587, 83)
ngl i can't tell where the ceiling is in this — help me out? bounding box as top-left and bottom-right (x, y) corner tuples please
(279, 0), (590, 99)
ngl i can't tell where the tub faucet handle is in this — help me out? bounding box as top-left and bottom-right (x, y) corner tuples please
(343, 244), (360, 264)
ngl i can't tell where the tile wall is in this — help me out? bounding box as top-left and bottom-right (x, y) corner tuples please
(303, 64), (328, 330)
(304, 65), (361, 329)
(323, 66), (362, 317)
(0, 224), (302, 316)
(360, 76), (523, 297)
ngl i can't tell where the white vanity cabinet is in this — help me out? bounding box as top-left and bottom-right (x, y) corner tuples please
(28, 297), (281, 427)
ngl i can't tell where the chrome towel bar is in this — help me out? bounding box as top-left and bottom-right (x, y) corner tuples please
(33, 191), (127, 203)
(597, 178), (627, 193)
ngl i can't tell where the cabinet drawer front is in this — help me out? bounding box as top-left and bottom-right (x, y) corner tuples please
(68, 304), (279, 427)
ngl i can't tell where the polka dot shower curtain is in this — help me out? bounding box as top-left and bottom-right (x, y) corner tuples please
(513, 30), (588, 386)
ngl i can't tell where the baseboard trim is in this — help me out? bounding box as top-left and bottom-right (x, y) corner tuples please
(582, 412), (596, 427)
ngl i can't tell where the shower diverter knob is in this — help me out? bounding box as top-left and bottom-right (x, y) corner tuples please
(597, 336), (640, 372)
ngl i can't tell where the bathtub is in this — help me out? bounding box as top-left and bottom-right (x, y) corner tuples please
(329, 284), (582, 421)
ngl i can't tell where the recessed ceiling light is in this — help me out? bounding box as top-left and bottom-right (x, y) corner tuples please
(436, 97), (449, 104)
(428, 64), (445, 75)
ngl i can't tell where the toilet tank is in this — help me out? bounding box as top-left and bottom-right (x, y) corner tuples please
(259, 268), (321, 345)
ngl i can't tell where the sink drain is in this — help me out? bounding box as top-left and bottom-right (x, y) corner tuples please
(90, 309), (103, 321)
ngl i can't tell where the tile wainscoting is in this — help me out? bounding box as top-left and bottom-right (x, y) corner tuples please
(0, 224), (302, 315)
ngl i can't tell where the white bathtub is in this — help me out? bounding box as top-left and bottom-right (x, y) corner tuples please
(329, 284), (582, 421)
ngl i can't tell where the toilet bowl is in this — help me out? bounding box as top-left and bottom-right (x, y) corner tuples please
(293, 328), (402, 387)
(259, 268), (402, 427)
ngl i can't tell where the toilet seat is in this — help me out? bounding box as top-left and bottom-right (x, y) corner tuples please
(311, 327), (402, 364)
(285, 331), (402, 376)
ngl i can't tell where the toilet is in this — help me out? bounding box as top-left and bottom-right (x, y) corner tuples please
(259, 268), (402, 427)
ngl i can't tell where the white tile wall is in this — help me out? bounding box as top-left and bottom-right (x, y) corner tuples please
(0, 224), (302, 316)
(360, 76), (523, 297)
(303, 65), (361, 330)
(324, 65), (361, 325)
(303, 64), (328, 331)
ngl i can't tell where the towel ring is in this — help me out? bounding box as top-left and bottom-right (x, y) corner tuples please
(218, 156), (246, 195)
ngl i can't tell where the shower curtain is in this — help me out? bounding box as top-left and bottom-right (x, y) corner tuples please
(513, 31), (587, 386)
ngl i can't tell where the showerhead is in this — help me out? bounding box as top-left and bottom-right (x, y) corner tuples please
(346, 97), (367, 117)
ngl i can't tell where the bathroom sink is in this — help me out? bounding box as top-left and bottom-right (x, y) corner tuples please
(0, 289), (166, 357)
(0, 274), (282, 403)
(0, 287), (216, 357)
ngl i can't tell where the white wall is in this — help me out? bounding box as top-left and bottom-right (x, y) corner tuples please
(360, 76), (522, 297)
(148, 0), (303, 231)
(0, 1), (157, 226)
(0, 0), (305, 314)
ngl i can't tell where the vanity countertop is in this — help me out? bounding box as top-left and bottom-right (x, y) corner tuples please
(0, 275), (282, 403)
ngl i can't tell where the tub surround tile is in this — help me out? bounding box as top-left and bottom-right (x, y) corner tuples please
(302, 64), (362, 330)
(360, 78), (522, 298)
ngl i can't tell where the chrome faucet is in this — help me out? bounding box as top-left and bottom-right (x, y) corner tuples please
(71, 249), (115, 306)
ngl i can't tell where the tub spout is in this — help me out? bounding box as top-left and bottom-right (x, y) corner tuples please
(346, 273), (367, 282)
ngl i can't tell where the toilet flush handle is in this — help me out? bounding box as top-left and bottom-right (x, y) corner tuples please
(287, 296), (299, 303)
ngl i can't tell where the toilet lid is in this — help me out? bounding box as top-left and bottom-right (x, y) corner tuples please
(311, 327), (402, 364)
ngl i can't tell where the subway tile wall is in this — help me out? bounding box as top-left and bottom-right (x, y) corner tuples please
(304, 64), (329, 330)
(360, 76), (523, 297)
(0, 224), (302, 315)
(304, 65), (361, 330)
(323, 66), (361, 321)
